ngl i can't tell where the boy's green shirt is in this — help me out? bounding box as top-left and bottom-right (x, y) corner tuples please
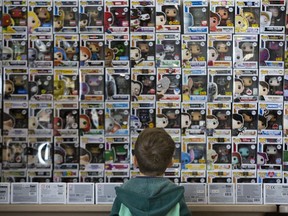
(110, 177), (191, 216)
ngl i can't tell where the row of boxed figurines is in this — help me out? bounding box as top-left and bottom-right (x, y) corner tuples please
(2, 0), (288, 35)
(1, 100), (288, 137)
(1, 135), (288, 183)
(2, 33), (288, 69)
(1, 182), (287, 204)
(2, 68), (288, 104)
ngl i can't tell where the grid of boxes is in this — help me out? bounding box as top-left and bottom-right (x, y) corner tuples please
(0, 0), (288, 187)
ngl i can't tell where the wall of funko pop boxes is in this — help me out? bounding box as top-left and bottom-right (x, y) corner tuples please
(1, 0), (288, 207)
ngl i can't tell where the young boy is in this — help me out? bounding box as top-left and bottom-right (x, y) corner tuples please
(110, 128), (191, 216)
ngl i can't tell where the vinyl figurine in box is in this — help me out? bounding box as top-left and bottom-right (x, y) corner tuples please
(268, 6), (284, 26)
(240, 42), (255, 61)
(163, 6), (178, 23)
(130, 47), (144, 67)
(87, 42), (102, 60)
(216, 7), (232, 26)
(35, 39), (52, 61)
(232, 113), (244, 136)
(181, 113), (192, 134)
(80, 13), (89, 31)
(35, 7), (51, 25)
(232, 152), (242, 169)
(54, 47), (67, 66)
(242, 76), (254, 94)
(28, 11), (41, 34)
(79, 114), (91, 135)
(112, 7), (128, 27)
(80, 148), (91, 165)
(244, 11), (257, 26)
(156, 114), (169, 128)
(3, 112), (15, 131)
(86, 7), (101, 26)
(216, 42), (229, 61)
(234, 78), (245, 95)
(238, 146), (250, 163)
(258, 115), (268, 131)
(257, 152), (268, 167)
(267, 41), (282, 61)
(163, 41), (176, 60)
(54, 9), (65, 32)
(157, 76), (170, 100)
(189, 43), (202, 61)
(80, 46), (92, 66)
(63, 41), (77, 61)
(259, 81), (269, 100)
(239, 111), (256, 129)
(5, 80), (15, 99)
(162, 109), (180, 128)
(207, 47), (219, 66)
(235, 15), (249, 32)
(156, 12), (166, 31)
(209, 11), (220, 32)
(131, 80), (142, 101)
(104, 12), (114, 32)
(206, 114), (219, 136)
(268, 76), (282, 95)
(265, 145), (278, 164)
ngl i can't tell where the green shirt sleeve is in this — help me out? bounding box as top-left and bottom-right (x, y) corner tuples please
(110, 196), (121, 216)
(180, 197), (192, 216)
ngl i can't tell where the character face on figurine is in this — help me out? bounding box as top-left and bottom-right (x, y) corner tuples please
(239, 147), (250, 157)
(232, 114), (244, 129)
(79, 114), (91, 132)
(181, 113), (192, 128)
(130, 47), (142, 61)
(210, 12), (220, 31)
(208, 47), (219, 61)
(234, 78), (245, 94)
(156, 114), (169, 128)
(242, 77), (253, 87)
(156, 12), (166, 26)
(80, 13), (90, 30)
(260, 12), (271, 26)
(244, 12), (256, 24)
(235, 15), (249, 32)
(156, 45), (166, 60)
(3, 113), (15, 130)
(138, 43), (149, 54)
(216, 42), (229, 54)
(217, 7), (229, 20)
(190, 44), (201, 55)
(157, 76), (170, 95)
(164, 6), (178, 21)
(28, 11), (41, 33)
(258, 116), (267, 130)
(35, 7), (51, 23)
(268, 77), (281, 87)
(206, 115), (219, 129)
(259, 81), (269, 96)
(241, 42), (254, 53)
(242, 112), (253, 122)
(257, 152), (268, 165)
(131, 81), (142, 97)
(80, 46), (91, 61)
(266, 145), (277, 155)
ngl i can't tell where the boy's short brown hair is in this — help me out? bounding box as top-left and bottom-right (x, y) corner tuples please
(134, 128), (175, 176)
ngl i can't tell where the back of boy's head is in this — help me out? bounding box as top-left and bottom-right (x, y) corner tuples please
(134, 128), (175, 176)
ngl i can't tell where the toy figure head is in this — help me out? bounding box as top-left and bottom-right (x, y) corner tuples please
(258, 115), (267, 130)
(208, 47), (219, 61)
(130, 47), (142, 61)
(53, 80), (65, 99)
(190, 43), (201, 55)
(232, 114), (244, 129)
(113, 8), (127, 19)
(29, 116), (38, 129)
(35, 8), (51, 22)
(80, 46), (91, 61)
(156, 114), (169, 128)
(157, 76), (170, 95)
(163, 41), (175, 53)
(259, 81), (269, 96)
(182, 49), (192, 61)
(181, 113), (191, 128)
(156, 45), (166, 60)
(64, 9), (75, 21)
(239, 147), (250, 157)
(266, 145), (277, 155)
(88, 42), (101, 53)
(2, 13), (13, 27)
(190, 111), (202, 122)
(257, 152), (268, 165)
(242, 112), (253, 122)
(260, 12), (271, 26)
(181, 152), (191, 168)
(206, 115), (219, 129)
(35, 39), (49, 53)
(207, 149), (218, 163)
(156, 12), (166, 26)
(80, 148), (91, 165)
(242, 77), (253, 87)
(3, 112), (15, 130)
(216, 42), (229, 53)
(164, 6), (178, 18)
(80, 114), (91, 132)
(54, 147), (65, 164)
(268, 77), (281, 87)
(138, 42), (149, 54)
(131, 80), (143, 97)
(54, 9), (65, 31)
(105, 47), (116, 62)
(241, 42), (254, 53)
(244, 12), (256, 24)
(80, 13), (90, 29)
(104, 12), (114, 30)
(210, 12), (220, 29)
(216, 111), (228, 121)
(259, 48), (270, 64)
(232, 152), (242, 165)
(54, 47), (66, 61)
(105, 117), (121, 133)
(234, 78), (245, 94)
(217, 7), (229, 20)
(10, 7), (24, 18)
(28, 11), (41, 31)
(5, 80), (15, 95)
(268, 6), (279, 17)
